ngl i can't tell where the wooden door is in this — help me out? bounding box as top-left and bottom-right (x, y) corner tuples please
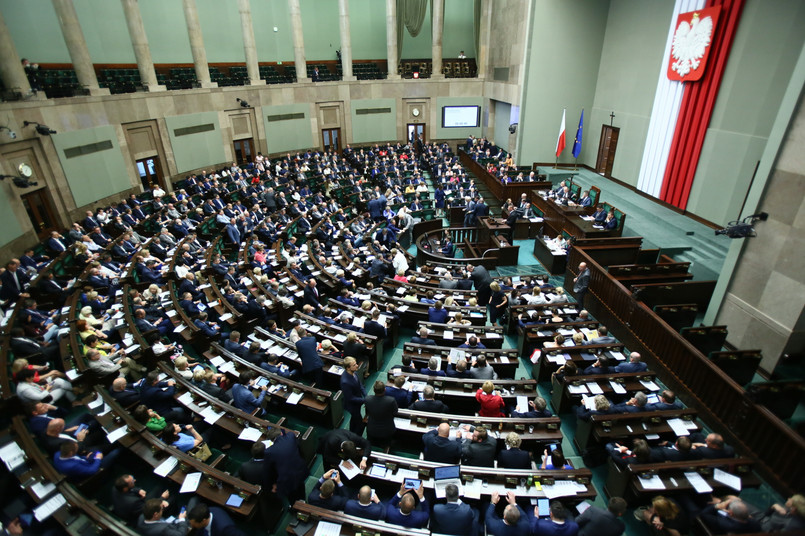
(21, 188), (59, 240)
(233, 138), (255, 167)
(322, 128), (341, 153)
(136, 156), (164, 190)
(596, 125), (619, 176)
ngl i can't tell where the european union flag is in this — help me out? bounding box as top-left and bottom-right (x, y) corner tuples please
(572, 110), (584, 159)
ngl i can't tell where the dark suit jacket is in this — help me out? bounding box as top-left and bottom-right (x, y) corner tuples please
(186, 507), (245, 536)
(385, 386), (413, 408)
(531, 518), (580, 536)
(112, 488), (147, 525)
(699, 504), (761, 534)
(422, 429), (462, 464)
(410, 398), (450, 414)
(432, 501), (478, 536)
(485, 504), (530, 536)
(340, 372), (366, 413)
(317, 429), (371, 469)
(136, 517), (188, 536)
(576, 505), (625, 536)
(307, 479), (349, 510)
(265, 432), (308, 499)
(362, 320), (387, 339)
(386, 494), (429, 528)
(296, 336), (323, 374)
(236, 457), (267, 487)
(345, 500), (385, 521)
(303, 285), (322, 308)
(364, 394), (398, 439)
(461, 435), (497, 467)
(498, 448), (532, 469)
(410, 336), (436, 345)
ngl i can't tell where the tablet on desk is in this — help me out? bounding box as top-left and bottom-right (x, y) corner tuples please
(226, 494), (244, 508)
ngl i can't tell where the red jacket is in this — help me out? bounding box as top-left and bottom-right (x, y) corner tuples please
(476, 388), (505, 417)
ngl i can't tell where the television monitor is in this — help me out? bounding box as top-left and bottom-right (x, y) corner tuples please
(442, 105), (480, 128)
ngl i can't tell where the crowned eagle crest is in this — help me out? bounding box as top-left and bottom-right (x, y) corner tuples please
(671, 13), (714, 78)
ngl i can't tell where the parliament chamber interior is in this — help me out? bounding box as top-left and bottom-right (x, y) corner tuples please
(0, 0), (804, 535)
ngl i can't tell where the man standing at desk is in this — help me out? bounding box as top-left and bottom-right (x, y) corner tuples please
(466, 264), (493, 306)
(573, 262), (590, 308)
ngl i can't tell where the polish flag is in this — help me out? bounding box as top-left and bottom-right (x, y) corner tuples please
(555, 109), (566, 158)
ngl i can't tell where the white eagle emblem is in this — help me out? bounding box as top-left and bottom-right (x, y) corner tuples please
(671, 13), (714, 78)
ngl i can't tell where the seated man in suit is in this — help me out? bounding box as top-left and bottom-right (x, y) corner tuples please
(498, 432), (532, 470)
(446, 358), (471, 379)
(485, 491), (530, 536)
(531, 501), (579, 536)
(588, 326), (617, 345)
(576, 497), (627, 536)
(510, 395), (552, 418)
(603, 210), (618, 230)
(362, 310), (388, 339)
(614, 352), (648, 373)
(419, 356), (446, 377)
(592, 205), (607, 223)
(386, 481), (429, 529)
(461, 426), (497, 467)
(307, 469), (349, 510)
(411, 385), (450, 413)
(652, 436), (699, 462)
(441, 239), (455, 257)
(52, 440), (108, 480)
(428, 300), (449, 323)
(611, 391), (649, 413)
(431, 483), (479, 536)
(691, 432), (735, 459)
(648, 389), (683, 411)
(699, 497), (762, 534)
(577, 190), (593, 207)
(385, 375), (413, 408)
(112, 474), (172, 527)
(423, 423), (462, 464)
(439, 272), (459, 289)
(345, 486), (385, 521)
(137, 498), (188, 536)
(410, 327), (436, 346)
(187, 502), (245, 536)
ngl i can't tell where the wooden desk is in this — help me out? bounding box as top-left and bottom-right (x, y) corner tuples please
(359, 451), (595, 501)
(403, 344), (519, 379)
(533, 236), (568, 274)
(393, 409), (562, 449)
(533, 194), (619, 239)
(605, 457), (758, 505)
(289, 502), (430, 536)
(387, 373), (538, 415)
(574, 409), (700, 453)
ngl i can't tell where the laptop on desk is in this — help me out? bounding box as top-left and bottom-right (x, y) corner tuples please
(433, 464), (462, 498)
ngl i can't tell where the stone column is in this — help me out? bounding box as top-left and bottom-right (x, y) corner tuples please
(337, 0), (354, 81)
(385, 0), (399, 79)
(52, 0), (108, 95)
(0, 10), (35, 98)
(181, 0), (216, 88)
(237, 0), (263, 85)
(476, 0), (492, 79)
(120, 0), (165, 91)
(431, 0), (444, 79)
(287, 0), (308, 82)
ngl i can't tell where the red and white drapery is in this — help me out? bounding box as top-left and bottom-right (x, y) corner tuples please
(637, 0), (745, 210)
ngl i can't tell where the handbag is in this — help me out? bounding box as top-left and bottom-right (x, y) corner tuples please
(189, 442), (212, 462)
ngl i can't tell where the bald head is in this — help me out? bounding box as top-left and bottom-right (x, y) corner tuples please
(630, 352), (642, 363)
(437, 423), (451, 437)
